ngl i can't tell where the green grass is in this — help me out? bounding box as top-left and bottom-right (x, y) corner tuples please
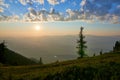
(0, 52), (120, 80)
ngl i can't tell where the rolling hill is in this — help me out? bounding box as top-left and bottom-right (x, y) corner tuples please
(0, 52), (120, 80)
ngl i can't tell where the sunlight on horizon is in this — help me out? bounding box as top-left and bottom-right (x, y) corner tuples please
(35, 25), (41, 31)
(0, 21), (120, 37)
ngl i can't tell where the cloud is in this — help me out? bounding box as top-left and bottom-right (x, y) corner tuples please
(47, 0), (59, 5)
(19, 0), (44, 5)
(19, 0), (65, 5)
(0, 0), (9, 7)
(110, 15), (120, 24)
(80, 0), (86, 11)
(28, 7), (37, 16)
(19, 0), (27, 5)
(47, 11), (64, 21)
(23, 8), (64, 21)
(37, 0), (44, 4)
(23, 7), (38, 21)
(80, 0), (86, 6)
(0, 15), (19, 22)
(0, 0), (9, 13)
(65, 9), (80, 20)
(117, 5), (120, 9)
(61, 0), (66, 3)
(32, 0), (44, 5)
(0, 0), (120, 23)
(78, 0), (120, 23)
(47, 0), (66, 5)
(0, 7), (3, 12)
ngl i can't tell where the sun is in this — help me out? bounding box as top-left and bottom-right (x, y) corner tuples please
(35, 25), (40, 31)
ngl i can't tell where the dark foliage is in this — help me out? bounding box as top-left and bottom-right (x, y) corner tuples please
(44, 63), (120, 80)
(113, 41), (120, 52)
(0, 41), (6, 64)
(76, 27), (87, 58)
(100, 50), (103, 55)
(0, 41), (36, 66)
(39, 57), (43, 64)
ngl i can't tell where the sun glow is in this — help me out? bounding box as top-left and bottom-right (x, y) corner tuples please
(35, 25), (41, 31)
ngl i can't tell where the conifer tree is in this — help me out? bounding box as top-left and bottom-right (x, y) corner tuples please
(100, 50), (103, 55)
(113, 41), (120, 52)
(76, 27), (87, 58)
(39, 57), (43, 64)
(93, 53), (95, 56)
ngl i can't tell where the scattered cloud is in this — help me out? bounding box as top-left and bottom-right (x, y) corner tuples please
(0, 0), (120, 23)
(61, 0), (66, 3)
(80, 0), (86, 6)
(47, 0), (59, 5)
(36, 0), (44, 4)
(0, 0), (9, 13)
(0, 0), (9, 7)
(19, 0), (66, 5)
(19, 0), (44, 5)
(19, 0), (27, 5)
(23, 8), (64, 21)
(110, 15), (120, 24)
(80, 0), (86, 11)
(0, 7), (3, 12)
(0, 15), (19, 22)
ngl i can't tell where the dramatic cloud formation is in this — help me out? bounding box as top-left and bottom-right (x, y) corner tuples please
(23, 7), (64, 21)
(0, 0), (120, 23)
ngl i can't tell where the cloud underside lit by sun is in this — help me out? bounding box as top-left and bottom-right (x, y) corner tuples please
(0, 0), (120, 24)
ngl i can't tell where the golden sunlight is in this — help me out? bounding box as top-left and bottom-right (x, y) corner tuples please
(35, 25), (41, 31)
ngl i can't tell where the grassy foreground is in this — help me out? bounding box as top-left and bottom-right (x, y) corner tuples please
(0, 52), (120, 80)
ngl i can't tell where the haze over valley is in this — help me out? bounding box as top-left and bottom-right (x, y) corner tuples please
(1, 35), (120, 63)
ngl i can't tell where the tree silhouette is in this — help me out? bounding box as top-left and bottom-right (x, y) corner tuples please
(93, 53), (95, 57)
(100, 50), (103, 55)
(113, 41), (120, 52)
(39, 57), (43, 64)
(0, 40), (6, 63)
(76, 27), (87, 58)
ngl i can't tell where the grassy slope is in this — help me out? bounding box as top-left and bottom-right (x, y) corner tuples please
(0, 52), (120, 80)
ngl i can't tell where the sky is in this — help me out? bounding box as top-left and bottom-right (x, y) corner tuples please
(0, 0), (120, 37)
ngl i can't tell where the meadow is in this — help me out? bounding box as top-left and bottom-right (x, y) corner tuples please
(0, 52), (120, 80)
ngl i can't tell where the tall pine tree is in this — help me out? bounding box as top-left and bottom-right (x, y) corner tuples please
(76, 27), (87, 58)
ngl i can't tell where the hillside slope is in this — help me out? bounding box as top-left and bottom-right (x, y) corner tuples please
(0, 52), (120, 80)
(1, 48), (36, 66)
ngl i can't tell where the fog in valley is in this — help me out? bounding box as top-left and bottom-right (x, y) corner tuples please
(0, 35), (120, 63)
